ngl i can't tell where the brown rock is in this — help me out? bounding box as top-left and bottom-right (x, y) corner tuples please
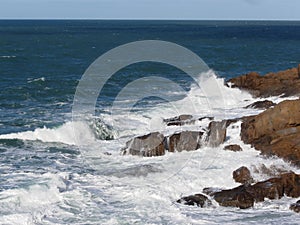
(213, 185), (254, 209)
(207, 120), (227, 147)
(228, 66), (300, 97)
(122, 132), (165, 157)
(169, 131), (203, 152)
(163, 114), (195, 126)
(206, 172), (300, 209)
(245, 100), (276, 109)
(177, 193), (212, 207)
(241, 99), (300, 166)
(290, 200), (300, 213)
(224, 144), (242, 152)
(233, 166), (254, 184)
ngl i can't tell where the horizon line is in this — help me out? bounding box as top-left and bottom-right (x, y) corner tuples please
(0, 18), (300, 21)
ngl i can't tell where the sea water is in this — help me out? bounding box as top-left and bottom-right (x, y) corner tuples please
(0, 20), (300, 224)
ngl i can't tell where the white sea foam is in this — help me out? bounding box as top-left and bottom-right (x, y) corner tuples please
(27, 77), (46, 83)
(1, 70), (300, 224)
(0, 121), (95, 145)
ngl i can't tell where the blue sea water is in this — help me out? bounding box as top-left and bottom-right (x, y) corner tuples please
(0, 20), (300, 224)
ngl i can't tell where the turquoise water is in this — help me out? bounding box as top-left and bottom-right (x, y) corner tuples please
(0, 20), (300, 224)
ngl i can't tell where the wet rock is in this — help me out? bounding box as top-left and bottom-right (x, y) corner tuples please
(233, 166), (254, 184)
(241, 99), (300, 166)
(202, 187), (222, 196)
(169, 131), (203, 152)
(224, 144), (242, 152)
(123, 132), (165, 157)
(228, 66), (300, 97)
(163, 114), (195, 126)
(204, 172), (300, 209)
(177, 193), (212, 207)
(213, 185), (255, 209)
(245, 100), (276, 109)
(290, 200), (300, 213)
(207, 120), (227, 147)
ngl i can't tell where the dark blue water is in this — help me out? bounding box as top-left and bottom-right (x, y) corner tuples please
(0, 20), (300, 224)
(1, 20), (300, 134)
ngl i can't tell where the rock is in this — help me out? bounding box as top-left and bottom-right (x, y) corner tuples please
(298, 64), (300, 78)
(202, 187), (222, 196)
(205, 172), (300, 209)
(228, 66), (300, 97)
(290, 200), (300, 213)
(177, 193), (212, 207)
(233, 166), (254, 184)
(163, 114), (195, 126)
(207, 120), (227, 147)
(245, 100), (276, 109)
(169, 131), (203, 152)
(224, 144), (242, 152)
(123, 132), (165, 157)
(241, 99), (300, 166)
(212, 185), (255, 209)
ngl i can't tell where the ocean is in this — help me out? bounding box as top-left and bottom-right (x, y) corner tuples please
(0, 20), (300, 224)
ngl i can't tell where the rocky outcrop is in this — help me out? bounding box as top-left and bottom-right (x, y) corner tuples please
(290, 200), (300, 213)
(169, 131), (203, 152)
(245, 100), (276, 109)
(241, 99), (300, 166)
(233, 166), (254, 184)
(228, 65), (300, 97)
(163, 114), (195, 126)
(122, 132), (165, 157)
(176, 193), (211, 207)
(224, 144), (242, 152)
(213, 185), (255, 209)
(207, 120), (227, 147)
(178, 172), (300, 209)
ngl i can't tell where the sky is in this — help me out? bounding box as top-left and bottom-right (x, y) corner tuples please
(0, 0), (299, 20)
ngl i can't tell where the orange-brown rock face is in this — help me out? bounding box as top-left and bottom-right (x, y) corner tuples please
(241, 99), (300, 166)
(228, 66), (300, 97)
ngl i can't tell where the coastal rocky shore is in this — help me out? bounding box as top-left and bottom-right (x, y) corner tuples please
(121, 65), (300, 213)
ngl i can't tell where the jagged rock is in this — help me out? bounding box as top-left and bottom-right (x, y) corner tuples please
(207, 120), (227, 147)
(202, 187), (222, 196)
(213, 185), (255, 209)
(163, 114), (195, 126)
(290, 200), (300, 213)
(245, 100), (276, 109)
(228, 65), (300, 97)
(203, 172), (300, 209)
(241, 99), (300, 166)
(169, 131), (203, 152)
(122, 132), (165, 157)
(233, 166), (254, 184)
(224, 144), (242, 152)
(177, 193), (211, 207)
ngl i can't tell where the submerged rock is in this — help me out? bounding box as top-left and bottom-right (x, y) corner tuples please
(169, 131), (203, 152)
(241, 99), (300, 166)
(228, 65), (300, 97)
(233, 166), (254, 184)
(245, 100), (276, 109)
(290, 200), (300, 213)
(224, 144), (242, 152)
(163, 114), (195, 126)
(122, 132), (165, 157)
(177, 193), (212, 207)
(207, 120), (227, 147)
